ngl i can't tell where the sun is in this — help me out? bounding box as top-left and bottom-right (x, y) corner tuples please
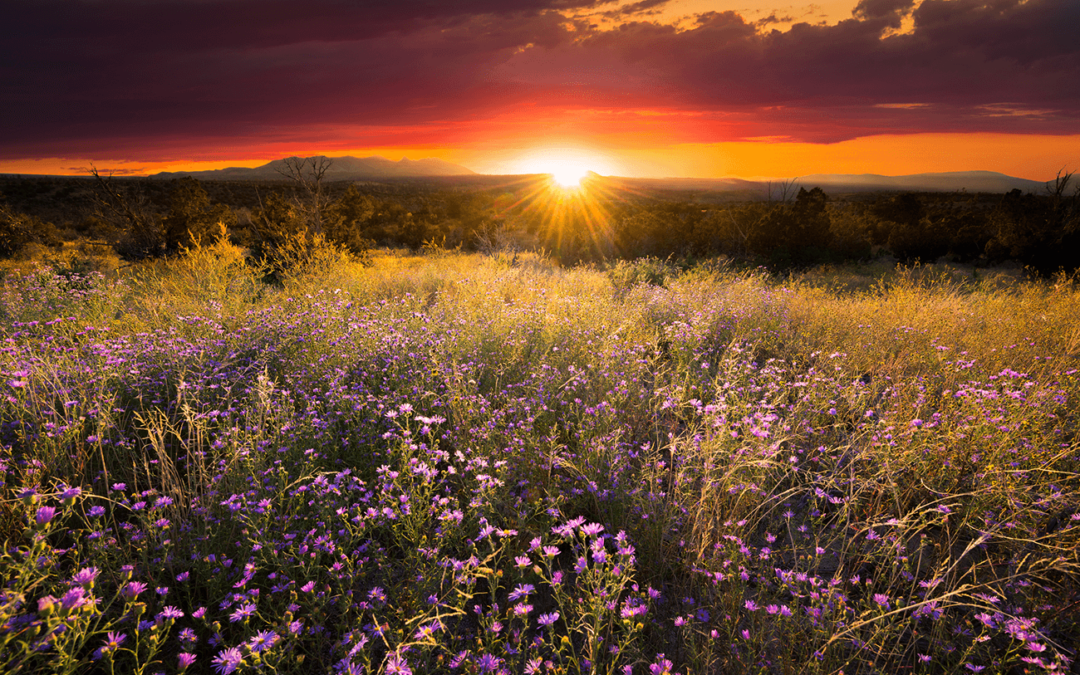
(511, 148), (613, 188)
(547, 161), (591, 188)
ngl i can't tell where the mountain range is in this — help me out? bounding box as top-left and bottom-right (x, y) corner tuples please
(152, 155), (476, 180)
(610, 171), (1048, 195)
(787, 171), (1047, 194)
(151, 157), (1049, 195)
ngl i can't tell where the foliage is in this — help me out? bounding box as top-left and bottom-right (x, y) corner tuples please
(985, 172), (1080, 275)
(274, 156), (335, 234)
(8, 169), (1080, 276)
(323, 185), (377, 256)
(162, 178), (238, 252)
(248, 191), (309, 275)
(1, 253), (1078, 674)
(0, 198), (63, 258)
(88, 169), (168, 261)
(607, 256), (678, 294)
(747, 187), (834, 266)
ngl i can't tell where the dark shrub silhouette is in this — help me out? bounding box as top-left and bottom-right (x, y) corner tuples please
(163, 178), (237, 251)
(323, 185), (376, 255)
(0, 199), (62, 257)
(748, 187), (833, 267)
(986, 173), (1080, 275)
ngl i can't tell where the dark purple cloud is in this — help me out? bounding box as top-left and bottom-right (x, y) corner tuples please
(602, 0), (673, 18)
(564, 0), (1079, 138)
(853, 0), (915, 23)
(0, 0), (1076, 160)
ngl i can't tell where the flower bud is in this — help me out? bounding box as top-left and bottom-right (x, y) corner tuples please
(60, 486), (82, 507)
(34, 506), (56, 527)
(37, 595), (58, 617)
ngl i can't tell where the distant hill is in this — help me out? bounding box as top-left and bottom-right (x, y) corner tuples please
(147, 161), (1045, 195)
(602, 170), (1047, 196)
(791, 171), (1046, 194)
(152, 155), (477, 180)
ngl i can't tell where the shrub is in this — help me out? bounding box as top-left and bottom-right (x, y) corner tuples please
(0, 201), (63, 258)
(162, 177), (237, 252)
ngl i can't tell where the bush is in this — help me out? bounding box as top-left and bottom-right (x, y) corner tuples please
(323, 186), (377, 256)
(0, 201), (63, 258)
(162, 178), (237, 252)
(606, 256), (677, 293)
(747, 187), (834, 267)
(986, 178), (1080, 275)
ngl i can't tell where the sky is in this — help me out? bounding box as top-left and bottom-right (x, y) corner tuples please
(0, 0), (1077, 180)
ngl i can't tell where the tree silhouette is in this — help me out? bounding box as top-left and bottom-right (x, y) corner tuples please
(276, 156), (333, 233)
(986, 171), (1080, 275)
(88, 166), (165, 260)
(870, 193), (948, 263)
(748, 187), (833, 266)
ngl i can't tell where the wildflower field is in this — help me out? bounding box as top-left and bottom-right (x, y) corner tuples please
(1, 242), (1078, 674)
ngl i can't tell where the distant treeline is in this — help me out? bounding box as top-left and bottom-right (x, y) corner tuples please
(2, 170), (1078, 275)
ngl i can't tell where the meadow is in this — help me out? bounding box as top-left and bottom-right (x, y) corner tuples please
(1, 238), (1077, 674)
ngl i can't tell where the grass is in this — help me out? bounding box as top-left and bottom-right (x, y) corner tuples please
(0, 240), (1077, 674)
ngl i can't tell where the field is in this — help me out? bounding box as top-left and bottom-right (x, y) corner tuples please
(1, 240), (1078, 674)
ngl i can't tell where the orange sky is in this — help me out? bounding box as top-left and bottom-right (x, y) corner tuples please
(3, 133), (1076, 182)
(1, 0), (1077, 181)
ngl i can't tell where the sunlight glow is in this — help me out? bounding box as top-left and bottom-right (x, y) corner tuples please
(548, 162), (590, 188)
(511, 147), (615, 187)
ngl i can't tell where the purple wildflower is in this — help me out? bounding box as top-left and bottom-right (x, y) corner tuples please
(513, 603), (533, 616)
(247, 630), (278, 653)
(385, 653), (412, 675)
(34, 506), (56, 526)
(477, 653), (501, 673)
(650, 655), (674, 675)
(538, 612), (560, 626)
(581, 522), (604, 536)
(178, 627), (198, 647)
(508, 584), (535, 601)
(58, 486), (82, 505)
(121, 583), (145, 604)
(60, 587), (91, 612)
(229, 603), (256, 622)
(211, 647), (243, 675)
(71, 567), (99, 588)
(97, 631), (125, 659)
(157, 606), (184, 622)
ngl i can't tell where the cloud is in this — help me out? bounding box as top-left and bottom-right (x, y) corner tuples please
(564, 0), (1079, 136)
(70, 166), (144, 176)
(755, 12), (796, 27)
(602, 0), (672, 19)
(0, 0), (1076, 160)
(852, 0), (915, 23)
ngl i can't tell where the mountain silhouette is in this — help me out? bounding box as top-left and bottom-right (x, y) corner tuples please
(153, 155), (476, 180)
